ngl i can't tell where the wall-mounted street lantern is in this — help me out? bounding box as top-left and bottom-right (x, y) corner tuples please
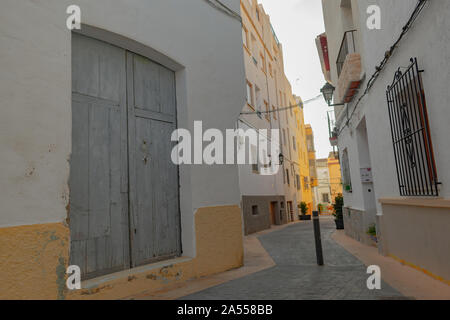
(321, 83), (345, 107)
(279, 153), (284, 165)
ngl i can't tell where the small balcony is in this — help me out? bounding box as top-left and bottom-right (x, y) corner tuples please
(336, 30), (362, 104)
(327, 110), (338, 147)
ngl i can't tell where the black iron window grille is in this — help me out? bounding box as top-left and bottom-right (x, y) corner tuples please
(341, 148), (352, 193)
(386, 58), (440, 196)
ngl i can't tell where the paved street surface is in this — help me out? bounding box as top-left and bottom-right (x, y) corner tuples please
(181, 218), (404, 300)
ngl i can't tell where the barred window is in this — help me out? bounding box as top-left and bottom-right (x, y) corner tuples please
(386, 58), (439, 196)
(341, 148), (352, 193)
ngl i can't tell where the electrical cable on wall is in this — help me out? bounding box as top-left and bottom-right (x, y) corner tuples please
(336, 0), (429, 136)
(240, 94), (322, 115)
(237, 117), (305, 169)
(203, 0), (242, 23)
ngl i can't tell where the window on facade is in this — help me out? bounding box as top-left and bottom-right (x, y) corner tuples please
(260, 53), (266, 73)
(272, 105), (277, 120)
(303, 176), (309, 190)
(268, 63), (273, 77)
(322, 193), (330, 203)
(255, 85), (261, 111)
(252, 205), (259, 216)
(286, 169), (290, 185)
(286, 128), (290, 155)
(386, 58), (439, 196)
(251, 34), (257, 55)
(284, 94), (289, 121)
(341, 148), (352, 192)
(242, 26), (249, 49)
(262, 149), (269, 169)
(307, 137), (314, 152)
(251, 144), (259, 174)
(256, 8), (260, 21)
(264, 100), (270, 121)
(246, 81), (254, 108)
(292, 137), (296, 150)
(296, 175), (301, 190)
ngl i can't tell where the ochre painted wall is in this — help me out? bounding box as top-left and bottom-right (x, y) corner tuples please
(328, 157), (343, 202)
(0, 223), (70, 300)
(0, 205), (243, 299)
(294, 107), (313, 214)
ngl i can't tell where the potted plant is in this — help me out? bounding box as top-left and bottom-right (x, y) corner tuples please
(317, 203), (323, 214)
(366, 224), (377, 245)
(332, 194), (344, 229)
(299, 202), (311, 220)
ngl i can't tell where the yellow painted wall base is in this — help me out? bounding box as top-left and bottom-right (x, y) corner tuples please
(388, 254), (450, 286)
(0, 223), (70, 300)
(0, 205), (243, 299)
(67, 205), (243, 300)
(193, 205), (244, 277)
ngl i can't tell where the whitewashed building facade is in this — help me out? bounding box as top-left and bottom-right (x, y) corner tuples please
(318, 0), (450, 282)
(0, 0), (246, 299)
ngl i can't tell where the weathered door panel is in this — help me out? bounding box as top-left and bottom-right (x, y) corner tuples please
(269, 202), (276, 225)
(127, 52), (181, 267)
(134, 118), (180, 263)
(71, 34), (180, 277)
(70, 34), (130, 278)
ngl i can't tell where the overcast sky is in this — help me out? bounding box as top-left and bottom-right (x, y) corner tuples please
(258, 0), (333, 159)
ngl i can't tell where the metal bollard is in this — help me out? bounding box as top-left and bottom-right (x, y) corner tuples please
(312, 211), (324, 266)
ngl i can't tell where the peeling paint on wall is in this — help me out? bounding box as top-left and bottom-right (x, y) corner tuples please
(0, 223), (69, 300)
(0, 206), (243, 300)
(66, 206), (243, 300)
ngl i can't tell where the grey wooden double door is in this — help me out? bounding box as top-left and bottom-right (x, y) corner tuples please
(70, 33), (181, 279)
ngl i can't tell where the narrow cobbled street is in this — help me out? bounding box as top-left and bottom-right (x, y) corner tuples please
(182, 218), (404, 300)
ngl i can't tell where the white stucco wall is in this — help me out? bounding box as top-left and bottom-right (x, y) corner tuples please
(320, 0), (450, 277)
(237, 121), (284, 197)
(316, 164), (331, 205)
(238, 0), (293, 202)
(0, 0), (246, 256)
(321, 0), (364, 88)
(347, 0), (450, 211)
(323, 0), (450, 216)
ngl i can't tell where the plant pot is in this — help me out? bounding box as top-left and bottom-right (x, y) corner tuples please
(335, 218), (344, 230)
(299, 214), (311, 221)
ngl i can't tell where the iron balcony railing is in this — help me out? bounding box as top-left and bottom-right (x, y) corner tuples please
(336, 30), (357, 78)
(327, 110), (338, 147)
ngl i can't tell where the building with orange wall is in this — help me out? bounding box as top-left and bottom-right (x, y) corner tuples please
(305, 125), (319, 211)
(328, 152), (343, 203)
(293, 98), (313, 215)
